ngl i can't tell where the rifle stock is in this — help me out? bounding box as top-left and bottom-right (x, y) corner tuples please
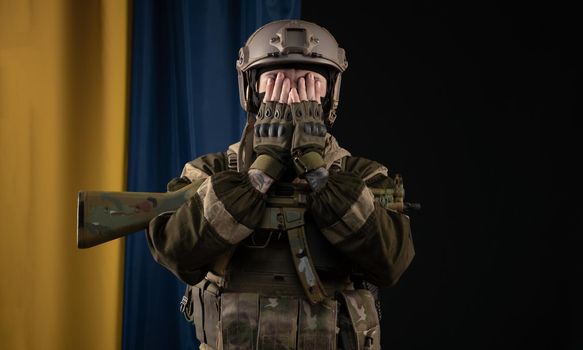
(76, 180), (203, 249)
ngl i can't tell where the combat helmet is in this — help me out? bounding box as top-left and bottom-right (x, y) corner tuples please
(236, 19), (348, 126)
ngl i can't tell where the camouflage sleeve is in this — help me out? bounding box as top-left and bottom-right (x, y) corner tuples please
(307, 157), (414, 288)
(146, 153), (266, 285)
(179, 151), (228, 181)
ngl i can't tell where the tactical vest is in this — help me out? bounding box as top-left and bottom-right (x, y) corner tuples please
(180, 151), (382, 350)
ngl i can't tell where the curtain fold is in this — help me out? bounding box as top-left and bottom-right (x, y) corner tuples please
(0, 0), (128, 349)
(123, 1), (300, 349)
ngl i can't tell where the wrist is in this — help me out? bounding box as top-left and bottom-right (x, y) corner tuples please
(292, 151), (325, 176)
(249, 154), (286, 180)
(247, 169), (275, 194)
(305, 167), (329, 191)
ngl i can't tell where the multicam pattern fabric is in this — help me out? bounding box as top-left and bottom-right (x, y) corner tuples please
(221, 293), (259, 350)
(191, 280), (221, 347)
(181, 162), (211, 182)
(219, 293), (339, 350)
(338, 290), (380, 350)
(320, 186), (376, 245)
(287, 226), (328, 304)
(297, 298), (338, 350)
(257, 295), (299, 350)
(196, 178), (253, 244)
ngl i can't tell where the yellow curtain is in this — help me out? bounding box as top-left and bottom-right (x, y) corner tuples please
(0, 0), (128, 349)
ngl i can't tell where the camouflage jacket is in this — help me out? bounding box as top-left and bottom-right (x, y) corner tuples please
(147, 134), (414, 350)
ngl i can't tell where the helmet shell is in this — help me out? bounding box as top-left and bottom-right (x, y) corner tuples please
(236, 19), (347, 123)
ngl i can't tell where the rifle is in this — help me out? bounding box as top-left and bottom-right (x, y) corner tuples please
(77, 176), (420, 249)
(76, 178), (311, 249)
(76, 179), (204, 248)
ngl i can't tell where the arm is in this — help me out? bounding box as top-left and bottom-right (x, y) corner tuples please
(308, 161), (415, 288)
(146, 156), (267, 285)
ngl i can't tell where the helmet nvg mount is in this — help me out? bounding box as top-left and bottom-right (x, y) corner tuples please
(236, 19), (348, 125)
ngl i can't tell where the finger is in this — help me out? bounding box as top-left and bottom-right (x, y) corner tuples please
(307, 73), (316, 101)
(298, 77), (308, 101)
(315, 80), (323, 104)
(289, 88), (300, 104)
(270, 72), (284, 102)
(279, 78), (291, 103)
(263, 78), (274, 102)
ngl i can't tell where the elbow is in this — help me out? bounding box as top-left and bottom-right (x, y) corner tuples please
(367, 244), (415, 288)
(367, 269), (404, 288)
(175, 266), (209, 286)
(374, 210), (415, 287)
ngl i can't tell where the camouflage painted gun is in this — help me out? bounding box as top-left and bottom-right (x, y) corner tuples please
(77, 175), (420, 249)
(76, 179), (311, 249)
(76, 179), (205, 248)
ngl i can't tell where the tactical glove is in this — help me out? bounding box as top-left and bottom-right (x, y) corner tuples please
(249, 101), (293, 180)
(290, 100), (327, 176)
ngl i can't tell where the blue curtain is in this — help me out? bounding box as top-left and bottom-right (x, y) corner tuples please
(123, 1), (301, 349)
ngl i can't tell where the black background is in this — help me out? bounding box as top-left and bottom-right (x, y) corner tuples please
(302, 1), (580, 349)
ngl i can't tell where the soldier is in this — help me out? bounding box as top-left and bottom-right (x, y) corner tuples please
(146, 19), (415, 350)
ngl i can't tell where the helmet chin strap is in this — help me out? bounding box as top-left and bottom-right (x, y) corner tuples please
(327, 108), (337, 126)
